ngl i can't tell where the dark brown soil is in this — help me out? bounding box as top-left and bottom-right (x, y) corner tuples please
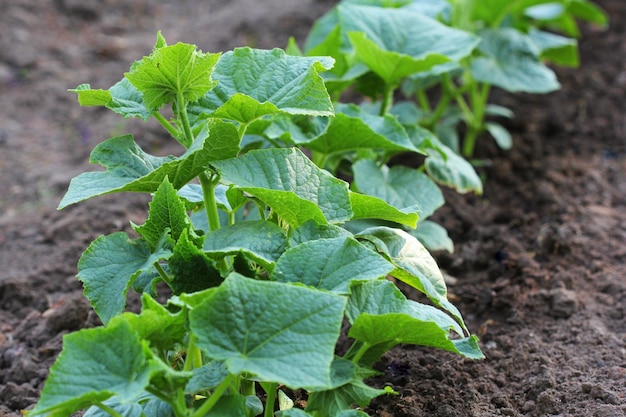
(1, 1), (625, 416)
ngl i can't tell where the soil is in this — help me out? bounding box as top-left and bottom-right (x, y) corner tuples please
(0, 1), (625, 416)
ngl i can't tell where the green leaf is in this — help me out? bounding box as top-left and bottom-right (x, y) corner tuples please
(352, 160), (444, 220)
(71, 84), (113, 106)
(355, 226), (465, 329)
(114, 294), (187, 351)
(212, 148), (353, 226)
(349, 313), (484, 362)
(133, 177), (191, 249)
(203, 220), (288, 270)
(528, 28), (579, 67)
(410, 220), (454, 253)
(83, 398), (143, 417)
(289, 220), (352, 246)
(170, 231), (223, 294)
(423, 138), (483, 194)
(306, 359), (385, 416)
(349, 191), (418, 228)
(77, 232), (172, 324)
(485, 122), (513, 150)
(471, 28), (560, 93)
(59, 125), (238, 208)
(303, 103), (419, 154)
(125, 39), (220, 111)
(338, 4), (479, 84)
(189, 273), (346, 390)
(186, 362), (229, 394)
(199, 47), (335, 121)
(272, 237), (394, 294)
(29, 321), (158, 416)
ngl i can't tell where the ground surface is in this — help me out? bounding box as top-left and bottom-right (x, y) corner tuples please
(0, 1), (625, 416)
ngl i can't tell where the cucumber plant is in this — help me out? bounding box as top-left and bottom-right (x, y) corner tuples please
(303, 0), (607, 157)
(29, 33), (483, 417)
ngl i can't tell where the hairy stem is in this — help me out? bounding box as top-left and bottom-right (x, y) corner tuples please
(95, 402), (124, 417)
(177, 90), (194, 148)
(152, 111), (181, 143)
(183, 334), (203, 372)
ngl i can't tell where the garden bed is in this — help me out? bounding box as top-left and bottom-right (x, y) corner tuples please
(1, 0), (625, 416)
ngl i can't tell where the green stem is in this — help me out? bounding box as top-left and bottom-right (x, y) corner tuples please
(350, 342), (371, 365)
(152, 111), (180, 142)
(312, 151), (329, 169)
(198, 172), (221, 232)
(95, 402), (124, 417)
(416, 89), (432, 113)
(177, 90), (194, 148)
(154, 262), (172, 284)
(380, 83), (395, 116)
(183, 334), (203, 372)
(262, 382), (279, 417)
(190, 374), (236, 417)
(462, 82), (491, 157)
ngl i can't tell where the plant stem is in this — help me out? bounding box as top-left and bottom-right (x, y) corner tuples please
(380, 83), (394, 116)
(154, 262), (172, 284)
(262, 382), (278, 417)
(190, 374), (236, 417)
(177, 90), (194, 148)
(198, 172), (221, 232)
(184, 334), (203, 372)
(152, 111), (181, 143)
(351, 342), (371, 365)
(462, 82), (491, 157)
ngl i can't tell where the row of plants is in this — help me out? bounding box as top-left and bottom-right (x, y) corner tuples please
(30, 1), (606, 416)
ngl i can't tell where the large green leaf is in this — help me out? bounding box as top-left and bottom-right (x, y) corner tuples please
(272, 236), (394, 293)
(189, 273), (346, 390)
(197, 47), (334, 123)
(355, 226), (465, 329)
(303, 103), (419, 154)
(203, 220), (288, 270)
(212, 148), (353, 226)
(29, 321), (159, 416)
(77, 232), (172, 324)
(352, 159), (444, 220)
(59, 122), (239, 208)
(125, 39), (220, 111)
(471, 28), (560, 93)
(347, 280), (483, 363)
(338, 4), (479, 84)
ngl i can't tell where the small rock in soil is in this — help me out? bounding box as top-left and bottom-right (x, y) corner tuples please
(550, 288), (579, 318)
(0, 382), (39, 410)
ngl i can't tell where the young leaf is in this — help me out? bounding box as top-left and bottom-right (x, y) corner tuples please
(189, 273), (346, 390)
(114, 294), (187, 351)
(352, 159), (444, 220)
(198, 47), (335, 121)
(133, 177), (192, 249)
(169, 231), (223, 294)
(272, 236), (394, 294)
(203, 220), (288, 270)
(28, 320), (159, 417)
(212, 148), (353, 225)
(471, 28), (560, 93)
(77, 232), (172, 324)
(71, 78), (152, 121)
(125, 40), (220, 111)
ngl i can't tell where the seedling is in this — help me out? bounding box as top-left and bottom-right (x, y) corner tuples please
(29, 33), (482, 417)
